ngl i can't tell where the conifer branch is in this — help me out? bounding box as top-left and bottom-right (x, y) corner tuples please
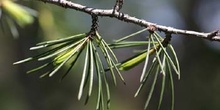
(38, 0), (220, 41)
(38, 0), (220, 42)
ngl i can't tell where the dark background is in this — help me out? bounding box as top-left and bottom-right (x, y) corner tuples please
(0, 0), (220, 110)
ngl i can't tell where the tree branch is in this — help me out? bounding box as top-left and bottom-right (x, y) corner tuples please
(38, 0), (220, 42)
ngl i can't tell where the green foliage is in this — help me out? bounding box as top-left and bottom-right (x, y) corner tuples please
(110, 29), (180, 110)
(14, 31), (126, 110)
(13, 27), (180, 110)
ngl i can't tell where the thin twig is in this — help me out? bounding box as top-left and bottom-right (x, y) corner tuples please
(113, 0), (124, 12)
(88, 14), (98, 38)
(37, 0), (220, 42)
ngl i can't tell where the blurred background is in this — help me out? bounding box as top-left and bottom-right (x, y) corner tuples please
(0, 0), (220, 110)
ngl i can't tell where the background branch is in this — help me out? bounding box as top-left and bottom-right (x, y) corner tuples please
(38, 0), (220, 41)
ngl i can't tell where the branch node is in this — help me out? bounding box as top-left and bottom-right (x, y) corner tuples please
(162, 33), (172, 47)
(207, 30), (220, 41)
(117, 12), (125, 20)
(147, 25), (157, 33)
(59, 0), (68, 8)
